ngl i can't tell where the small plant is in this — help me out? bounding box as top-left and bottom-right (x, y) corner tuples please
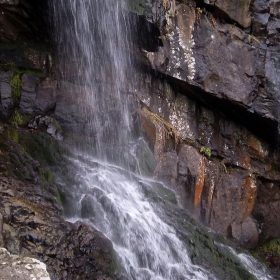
(249, 34), (260, 44)
(196, 7), (203, 24)
(10, 74), (22, 105)
(198, 133), (204, 143)
(200, 146), (211, 157)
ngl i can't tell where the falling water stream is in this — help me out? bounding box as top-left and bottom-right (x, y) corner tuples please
(49, 1), (273, 279)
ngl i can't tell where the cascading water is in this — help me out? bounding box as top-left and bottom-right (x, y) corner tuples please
(49, 1), (273, 279)
(50, 0), (133, 165)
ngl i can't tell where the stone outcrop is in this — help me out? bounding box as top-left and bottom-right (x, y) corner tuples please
(0, 0), (280, 277)
(0, 174), (117, 280)
(0, 122), (118, 279)
(0, 247), (51, 280)
(132, 0), (280, 250)
(141, 0), (280, 147)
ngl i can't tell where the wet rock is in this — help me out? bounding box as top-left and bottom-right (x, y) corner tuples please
(0, 214), (3, 247)
(0, 81), (12, 109)
(19, 73), (37, 115)
(139, 0), (280, 148)
(177, 145), (204, 209)
(34, 78), (57, 115)
(28, 115), (63, 140)
(0, 176), (117, 279)
(136, 68), (280, 248)
(231, 216), (259, 249)
(0, 71), (13, 115)
(0, 248), (51, 280)
(209, 0), (252, 28)
(253, 180), (280, 242)
(52, 81), (93, 134)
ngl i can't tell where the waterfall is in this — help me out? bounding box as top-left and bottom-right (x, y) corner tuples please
(50, 0), (134, 165)
(49, 1), (273, 279)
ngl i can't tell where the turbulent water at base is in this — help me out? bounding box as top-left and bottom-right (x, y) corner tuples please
(49, 1), (272, 279)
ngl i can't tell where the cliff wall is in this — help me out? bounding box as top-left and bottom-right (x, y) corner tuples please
(0, 0), (280, 277)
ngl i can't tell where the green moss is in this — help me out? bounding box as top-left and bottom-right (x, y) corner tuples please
(126, 0), (146, 14)
(0, 33), (52, 52)
(3, 170), (8, 177)
(200, 146), (211, 157)
(4, 125), (19, 142)
(39, 169), (53, 182)
(10, 74), (22, 105)
(0, 62), (48, 78)
(153, 183), (177, 205)
(53, 118), (62, 133)
(257, 238), (280, 256)
(18, 131), (66, 167)
(9, 109), (23, 128)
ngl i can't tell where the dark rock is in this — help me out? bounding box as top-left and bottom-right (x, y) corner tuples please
(0, 214), (3, 247)
(0, 176), (117, 280)
(0, 81), (12, 109)
(136, 67), (280, 248)
(253, 180), (280, 242)
(28, 115), (63, 140)
(34, 77), (57, 114)
(0, 71), (13, 115)
(52, 81), (93, 134)
(138, 0), (280, 149)
(211, 0), (252, 28)
(19, 73), (36, 114)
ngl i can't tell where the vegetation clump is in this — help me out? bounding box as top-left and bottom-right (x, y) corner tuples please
(200, 146), (211, 157)
(257, 238), (280, 257)
(9, 109), (23, 127)
(10, 74), (22, 105)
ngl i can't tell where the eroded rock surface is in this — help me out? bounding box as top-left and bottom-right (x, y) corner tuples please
(0, 248), (50, 280)
(126, 0), (280, 250)
(135, 67), (280, 248)
(141, 0), (280, 147)
(0, 0), (280, 276)
(0, 175), (117, 280)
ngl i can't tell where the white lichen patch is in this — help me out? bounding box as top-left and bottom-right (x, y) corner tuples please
(167, 26), (196, 80)
(0, 248), (50, 280)
(142, 97), (151, 107)
(166, 6), (196, 81)
(169, 95), (195, 140)
(250, 182), (257, 189)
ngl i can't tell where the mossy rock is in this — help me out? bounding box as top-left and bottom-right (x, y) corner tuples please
(18, 130), (66, 167)
(10, 74), (22, 105)
(257, 238), (280, 257)
(140, 180), (178, 205)
(0, 33), (53, 78)
(126, 0), (147, 15)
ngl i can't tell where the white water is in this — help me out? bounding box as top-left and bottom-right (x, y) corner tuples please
(68, 155), (212, 279)
(49, 0), (273, 279)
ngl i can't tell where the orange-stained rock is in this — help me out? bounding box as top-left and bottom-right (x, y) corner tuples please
(247, 135), (269, 159)
(194, 157), (205, 207)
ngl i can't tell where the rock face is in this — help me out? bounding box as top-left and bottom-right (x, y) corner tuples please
(0, 121), (117, 279)
(0, 0), (280, 277)
(133, 0), (280, 249)
(0, 175), (117, 279)
(0, 248), (51, 280)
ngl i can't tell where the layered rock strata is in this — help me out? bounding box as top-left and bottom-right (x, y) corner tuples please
(133, 0), (280, 250)
(0, 0), (280, 276)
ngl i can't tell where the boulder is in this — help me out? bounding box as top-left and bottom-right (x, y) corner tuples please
(0, 176), (117, 280)
(0, 248), (51, 280)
